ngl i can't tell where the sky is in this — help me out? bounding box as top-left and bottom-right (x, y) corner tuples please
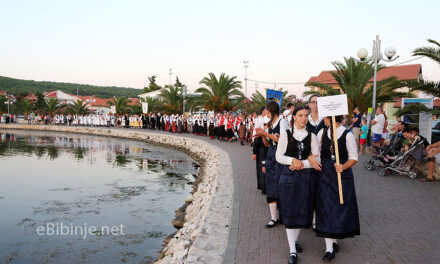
(0, 0), (439, 98)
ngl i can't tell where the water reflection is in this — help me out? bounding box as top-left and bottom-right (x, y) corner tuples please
(0, 130), (199, 263)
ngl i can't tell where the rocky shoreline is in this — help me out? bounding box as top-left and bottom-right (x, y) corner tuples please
(0, 124), (234, 264)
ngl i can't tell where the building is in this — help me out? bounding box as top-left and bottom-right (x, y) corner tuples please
(44, 90), (77, 105)
(138, 90), (162, 101)
(306, 64), (423, 120)
(306, 64), (422, 95)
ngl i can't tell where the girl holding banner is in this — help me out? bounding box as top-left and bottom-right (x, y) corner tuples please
(275, 105), (321, 264)
(316, 115), (360, 260)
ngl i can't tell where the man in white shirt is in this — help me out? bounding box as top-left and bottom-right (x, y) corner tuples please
(370, 107), (385, 147)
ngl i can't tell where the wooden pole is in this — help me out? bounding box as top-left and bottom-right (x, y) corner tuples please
(331, 115), (344, 204)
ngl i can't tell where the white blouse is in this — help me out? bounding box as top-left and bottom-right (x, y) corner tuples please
(316, 126), (358, 161)
(276, 123), (320, 168)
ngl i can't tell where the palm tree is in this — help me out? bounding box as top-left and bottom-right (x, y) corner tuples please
(106, 96), (130, 115)
(69, 99), (90, 115)
(16, 99), (33, 115)
(158, 84), (182, 114)
(45, 98), (64, 116)
(304, 57), (410, 114)
(191, 73), (244, 112)
(140, 96), (161, 113)
(397, 39), (440, 116)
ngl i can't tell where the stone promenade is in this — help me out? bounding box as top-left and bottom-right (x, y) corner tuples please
(161, 131), (439, 264)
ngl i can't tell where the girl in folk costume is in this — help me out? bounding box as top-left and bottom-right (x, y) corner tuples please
(208, 115), (215, 139)
(226, 113), (235, 142)
(182, 115), (187, 133)
(187, 115), (193, 134)
(315, 115), (360, 261)
(238, 113), (247, 145)
(275, 105), (321, 264)
(164, 115), (170, 132)
(254, 102), (284, 228)
(171, 114), (177, 133)
(218, 112), (227, 141)
(202, 114), (208, 136)
(193, 115), (199, 135)
(177, 115), (183, 133)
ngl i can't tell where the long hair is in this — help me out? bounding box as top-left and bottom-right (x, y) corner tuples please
(266, 101), (280, 130)
(290, 105), (309, 135)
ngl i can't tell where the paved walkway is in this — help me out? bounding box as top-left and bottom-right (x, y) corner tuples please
(4, 125), (440, 263)
(147, 130), (440, 264)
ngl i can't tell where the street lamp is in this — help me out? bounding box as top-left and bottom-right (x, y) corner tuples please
(243, 60), (249, 98)
(356, 35), (399, 115)
(169, 69), (173, 86)
(177, 86), (187, 115)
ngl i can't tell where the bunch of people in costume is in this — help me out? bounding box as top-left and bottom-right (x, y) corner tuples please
(253, 95), (360, 264)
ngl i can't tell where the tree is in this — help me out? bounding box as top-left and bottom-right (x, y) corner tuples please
(398, 39), (440, 116)
(191, 73), (244, 112)
(34, 92), (47, 112)
(143, 75), (162, 93)
(0, 94), (7, 114)
(45, 98), (64, 116)
(68, 99), (90, 115)
(304, 57), (410, 114)
(159, 84), (182, 114)
(106, 96), (130, 115)
(16, 99), (33, 115)
(140, 96), (160, 113)
(129, 103), (143, 115)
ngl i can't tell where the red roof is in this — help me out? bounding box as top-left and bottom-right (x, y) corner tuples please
(77, 96), (112, 107)
(394, 98), (440, 108)
(307, 64), (422, 85)
(0, 90), (7, 95)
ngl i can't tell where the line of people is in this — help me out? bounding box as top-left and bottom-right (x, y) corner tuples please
(252, 95), (360, 264)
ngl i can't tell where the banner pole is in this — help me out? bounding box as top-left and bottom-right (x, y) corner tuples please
(331, 115), (344, 204)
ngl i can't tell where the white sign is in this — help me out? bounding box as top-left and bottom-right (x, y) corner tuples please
(142, 102), (149, 114)
(110, 105), (116, 114)
(317, 94), (349, 118)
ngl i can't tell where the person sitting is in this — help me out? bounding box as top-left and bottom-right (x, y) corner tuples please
(422, 141), (440, 182)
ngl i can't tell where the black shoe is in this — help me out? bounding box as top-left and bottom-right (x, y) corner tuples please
(333, 242), (339, 253)
(323, 251), (335, 261)
(295, 241), (303, 253)
(265, 219), (279, 228)
(288, 253), (297, 264)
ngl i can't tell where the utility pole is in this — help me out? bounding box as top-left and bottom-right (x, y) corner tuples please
(243, 61), (249, 98)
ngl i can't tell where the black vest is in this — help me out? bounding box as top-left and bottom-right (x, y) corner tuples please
(284, 129), (312, 160)
(321, 129), (349, 160)
(306, 119), (325, 135)
(268, 119), (281, 145)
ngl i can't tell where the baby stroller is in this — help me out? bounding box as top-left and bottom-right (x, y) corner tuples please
(377, 139), (426, 179)
(364, 133), (404, 171)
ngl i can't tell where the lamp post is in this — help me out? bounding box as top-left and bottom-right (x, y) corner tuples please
(356, 35), (399, 115)
(243, 60), (249, 98)
(169, 69), (173, 86)
(177, 86), (187, 115)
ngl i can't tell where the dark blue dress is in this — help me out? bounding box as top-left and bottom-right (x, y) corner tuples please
(279, 129), (317, 228)
(265, 119), (283, 203)
(315, 129), (360, 239)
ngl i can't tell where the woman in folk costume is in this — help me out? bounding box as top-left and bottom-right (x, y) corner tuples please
(170, 114), (176, 133)
(275, 105), (321, 264)
(238, 113), (247, 145)
(192, 115), (198, 135)
(164, 115), (170, 132)
(208, 115), (215, 139)
(226, 113), (234, 142)
(187, 115), (193, 134)
(218, 112), (227, 141)
(177, 115), (183, 133)
(315, 115), (360, 261)
(201, 114), (207, 136)
(182, 115), (187, 133)
(254, 102), (284, 228)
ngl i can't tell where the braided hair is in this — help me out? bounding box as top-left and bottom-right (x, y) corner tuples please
(290, 105), (309, 136)
(265, 101), (280, 132)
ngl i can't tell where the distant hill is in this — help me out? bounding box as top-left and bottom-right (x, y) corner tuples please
(0, 76), (143, 98)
